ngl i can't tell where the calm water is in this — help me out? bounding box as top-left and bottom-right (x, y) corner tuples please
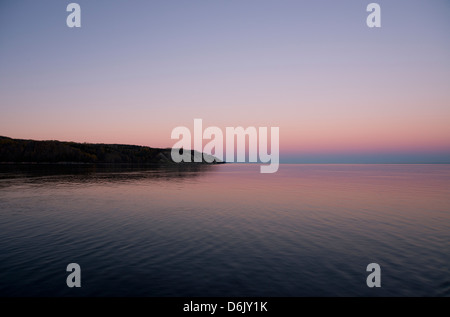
(0, 164), (449, 297)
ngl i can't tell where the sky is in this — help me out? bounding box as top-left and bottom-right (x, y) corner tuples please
(1, 0), (449, 163)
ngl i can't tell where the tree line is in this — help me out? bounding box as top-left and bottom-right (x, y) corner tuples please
(0, 136), (178, 164)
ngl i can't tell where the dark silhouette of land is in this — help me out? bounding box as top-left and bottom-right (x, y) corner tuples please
(0, 136), (222, 164)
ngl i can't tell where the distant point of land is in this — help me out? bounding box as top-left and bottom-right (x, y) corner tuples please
(0, 136), (223, 165)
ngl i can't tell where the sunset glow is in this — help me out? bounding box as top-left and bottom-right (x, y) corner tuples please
(1, 0), (449, 162)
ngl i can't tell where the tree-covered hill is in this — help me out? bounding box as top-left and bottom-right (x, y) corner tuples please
(0, 136), (220, 164)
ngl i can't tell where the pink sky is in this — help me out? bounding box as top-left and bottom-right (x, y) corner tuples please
(1, 1), (449, 162)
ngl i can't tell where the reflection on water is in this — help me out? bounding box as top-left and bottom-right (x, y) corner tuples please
(0, 163), (214, 186)
(0, 164), (449, 297)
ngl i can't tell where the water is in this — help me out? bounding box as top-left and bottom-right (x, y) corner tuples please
(0, 164), (449, 297)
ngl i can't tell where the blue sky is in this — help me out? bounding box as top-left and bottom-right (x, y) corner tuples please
(1, 0), (449, 163)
